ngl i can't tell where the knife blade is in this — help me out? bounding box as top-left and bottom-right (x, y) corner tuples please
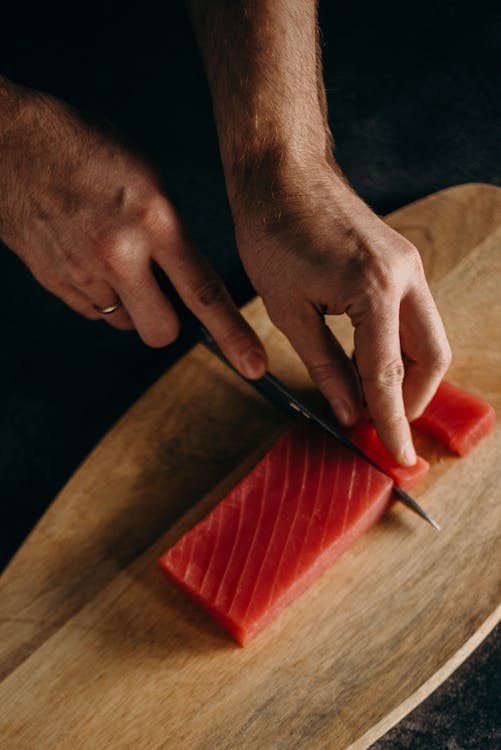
(200, 326), (440, 531)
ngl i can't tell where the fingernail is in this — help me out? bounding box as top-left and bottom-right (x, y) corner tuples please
(331, 397), (353, 425)
(242, 349), (266, 379)
(400, 439), (417, 466)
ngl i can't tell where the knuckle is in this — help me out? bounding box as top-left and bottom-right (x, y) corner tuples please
(378, 411), (407, 434)
(402, 240), (423, 273)
(370, 358), (405, 389)
(403, 248), (426, 287)
(191, 278), (228, 308)
(429, 344), (452, 374)
(219, 327), (254, 357)
(363, 257), (398, 296)
(67, 263), (94, 287)
(99, 235), (135, 278)
(308, 362), (336, 388)
(142, 195), (178, 235)
(99, 235), (122, 267)
(361, 240), (423, 297)
(397, 236), (419, 259)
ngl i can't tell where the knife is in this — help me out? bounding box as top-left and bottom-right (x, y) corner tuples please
(200, 326), (440, 531)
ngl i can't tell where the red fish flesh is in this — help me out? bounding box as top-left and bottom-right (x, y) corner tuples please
(412, 381), (496, 456)
(158, 420), (395, 645)
(158, 380), (494, 644)
(349, 420), (430, 490)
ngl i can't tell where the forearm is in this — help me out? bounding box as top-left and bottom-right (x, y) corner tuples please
(0, 75), (36, 128)
(185, 0), (338, 204)
(187, 4), (451, 462)
(0, 76), (32, 242)
(0, 76), (22, 136)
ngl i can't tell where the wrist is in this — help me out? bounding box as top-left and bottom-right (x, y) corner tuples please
(222, 121), (328, 186)
(226, 138), (356, 231)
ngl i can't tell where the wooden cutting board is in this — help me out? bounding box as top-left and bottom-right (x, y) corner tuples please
(1, 183), (500, 749)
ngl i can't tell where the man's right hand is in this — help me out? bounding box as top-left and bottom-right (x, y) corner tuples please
(0, 77), (267, 378)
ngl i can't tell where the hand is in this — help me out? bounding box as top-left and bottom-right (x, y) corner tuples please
(0, 78), (267, 378)
(231, 162), (452, 464)
(185, 0), (450, 464)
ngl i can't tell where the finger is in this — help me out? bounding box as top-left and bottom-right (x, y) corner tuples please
(154, 243), (267, 379)
(115, 263), (181, 347)
(72, 279), (134, 331)
(274, 306), (362, 425)
(400, 284), (452, 420)
(353, 302), (416, 465)
(47, 283), (102, 321)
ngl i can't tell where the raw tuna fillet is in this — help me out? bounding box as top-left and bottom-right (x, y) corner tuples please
(412, 381), (496, 456)
(349, 420), (430, 491)
(158, 420), (395, 645)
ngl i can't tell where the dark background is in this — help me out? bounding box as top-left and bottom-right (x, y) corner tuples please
(1, 2), (500, 747)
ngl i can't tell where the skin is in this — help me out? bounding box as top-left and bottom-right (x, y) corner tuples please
(0, 78), (265, 375)
(187, 0), (451, 465)
(0, 0), (451, 466)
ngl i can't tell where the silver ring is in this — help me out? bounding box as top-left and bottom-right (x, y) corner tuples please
(93, 298), (122, 315)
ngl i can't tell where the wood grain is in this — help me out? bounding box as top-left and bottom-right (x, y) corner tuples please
(0, 183), (500, 749)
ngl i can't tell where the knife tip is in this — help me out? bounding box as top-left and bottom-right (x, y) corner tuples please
(428, 515), (441, 532)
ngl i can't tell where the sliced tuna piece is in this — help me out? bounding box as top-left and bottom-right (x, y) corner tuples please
(349, 420), (430, 490)
(412, 381), (496, 456)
